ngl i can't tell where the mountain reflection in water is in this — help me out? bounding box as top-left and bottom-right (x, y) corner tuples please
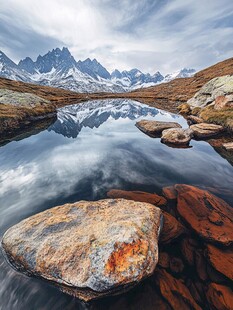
(0, 99), (232, 310)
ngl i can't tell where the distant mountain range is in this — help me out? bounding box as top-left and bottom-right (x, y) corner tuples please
(0, 48), (196, 93)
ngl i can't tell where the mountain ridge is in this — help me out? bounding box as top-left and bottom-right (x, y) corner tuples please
(0, 48), (195, 93)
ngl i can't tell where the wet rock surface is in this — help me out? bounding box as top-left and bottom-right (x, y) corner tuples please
(107, 189), (167, 207)
(135, 120), (181, 136)
(161, 128), (193, 146)
(175, 184), (233, 245)
(2, 184), (233, 308)
(190, 123), (225, 138)
(1, 199), (162, 301)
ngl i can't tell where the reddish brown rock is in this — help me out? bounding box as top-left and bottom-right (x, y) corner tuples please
(158, 252), (170, 269)
(1, 199), (162, 301)
(195, 250), (208, 281)
(181, 238), (199, 266)
(154, 269), (201, 310)
(160, 211), (186, 244)
(175, 184), (233, 245)
(206, 283), (233, 310)
(206, 244), (233, 281)
(107, 189), (167, 206)
(214, 95), (233, 110)
(190, 123), (225, 138)
(169, 257), (184, 274)
(135, 120), (181, 136)
(162, 186), (177, 200)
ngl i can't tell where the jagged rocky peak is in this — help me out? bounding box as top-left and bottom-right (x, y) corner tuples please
(111, 69), (122, 79)
(34, 47), (76, 74)
(0, 50), (18, 68)
(77, 57), (111, 80)
(18, 57), (36, 74)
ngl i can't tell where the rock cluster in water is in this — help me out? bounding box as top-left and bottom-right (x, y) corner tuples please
(1, 185), (233, 308)
(135, 119), (225, 146)
(108, 185), (233, 309)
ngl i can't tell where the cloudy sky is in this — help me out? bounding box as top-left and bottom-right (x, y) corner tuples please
(0, 0), (233, 74)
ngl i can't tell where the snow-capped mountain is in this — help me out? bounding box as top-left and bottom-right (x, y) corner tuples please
(164, 68), (196, 82)
(0, 51), (32, 82)
(111, 69), (164, 89)
(0, 47), (196, 93)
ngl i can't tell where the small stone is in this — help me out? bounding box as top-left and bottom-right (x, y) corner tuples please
(222, 142), (233, 151)
(161, 128), (193, 146)
(135, 120), (181, 137)
(190, 123), (224, 138)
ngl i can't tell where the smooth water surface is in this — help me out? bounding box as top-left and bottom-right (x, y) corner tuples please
(0, 99), (233, 310)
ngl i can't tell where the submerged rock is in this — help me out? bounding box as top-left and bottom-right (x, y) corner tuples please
(190, 123), (224, 138)
(135, 120), (181, 137)
(1, 199), (162, 301)
(159, 212), (186, 244)
(107, 189), (167, 207)
(206, 283), (233, 310)
(206, 244), (233, 281)
(161, 128), (193, 146)
(175, 185), (233, 245)
(154, 269), (201, 310)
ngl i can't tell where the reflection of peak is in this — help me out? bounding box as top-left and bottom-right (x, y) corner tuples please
(49, 99), (160, 138)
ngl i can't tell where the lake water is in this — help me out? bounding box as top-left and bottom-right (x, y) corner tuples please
(0, 99), (233, 310)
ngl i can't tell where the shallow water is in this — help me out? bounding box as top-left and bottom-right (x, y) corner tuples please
(0, 99), (233, 310)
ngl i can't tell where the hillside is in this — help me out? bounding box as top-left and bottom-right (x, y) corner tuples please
(0, 56), (233, 143)
(107, 57), (233, 112)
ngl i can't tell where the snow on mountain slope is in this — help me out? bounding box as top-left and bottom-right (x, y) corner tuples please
(164, 68), (196, 82)
(0, 47), (196, 93)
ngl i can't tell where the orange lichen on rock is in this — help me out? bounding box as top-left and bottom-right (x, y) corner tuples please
(106, 240), (149, 274)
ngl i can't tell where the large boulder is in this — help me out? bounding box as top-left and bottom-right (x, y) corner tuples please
(1, 199), (162, 301)
(175, 185), (233, 246)
(0, 89), (51, 107)
(161, 128), (193, 146)
(190, 123), (224, 138)
(135, 120), (181, 137)
(214, 95), (233, 110)
(107, 189), (167, 207)
(187, 75), (233, 108)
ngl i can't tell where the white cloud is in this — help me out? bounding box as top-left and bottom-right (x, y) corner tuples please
(0, 0), (233, 73)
